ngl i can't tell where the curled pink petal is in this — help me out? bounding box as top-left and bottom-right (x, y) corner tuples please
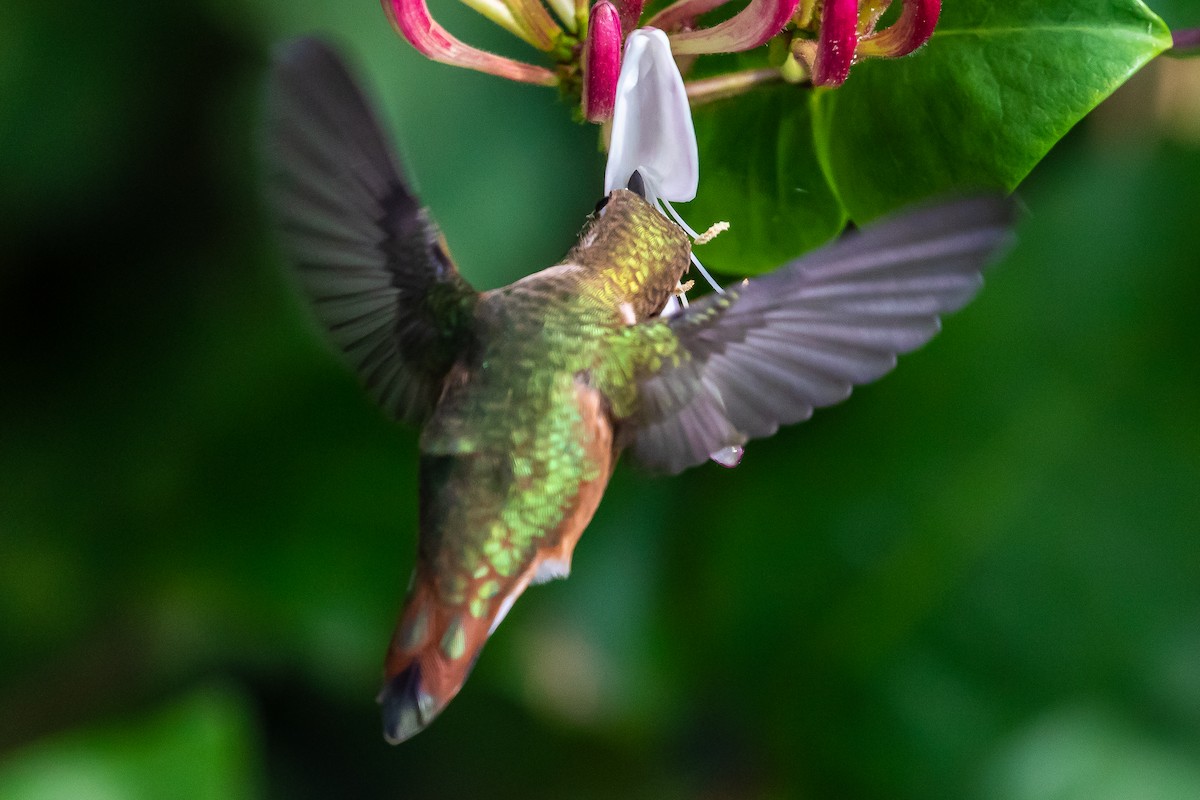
(857, 0), (894, 34)
(583, 1), (623, 121)
(812, 0), (857, 86)
(611, 0), (647, 35)
(382, 0), (557, 85)
(668, 0), (800, 55)
(857, 0), (940, 58)
(645, 0), (732, 32)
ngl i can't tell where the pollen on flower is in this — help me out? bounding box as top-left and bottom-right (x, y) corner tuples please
(693, 220), (730, 246)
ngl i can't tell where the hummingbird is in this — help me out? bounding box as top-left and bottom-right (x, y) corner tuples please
(263, 38), (1013, 744)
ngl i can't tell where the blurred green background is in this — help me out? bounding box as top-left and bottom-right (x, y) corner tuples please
(3, 1), (1199, 797)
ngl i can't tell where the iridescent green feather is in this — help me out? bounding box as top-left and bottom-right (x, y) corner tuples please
(415, 192), (692, 603)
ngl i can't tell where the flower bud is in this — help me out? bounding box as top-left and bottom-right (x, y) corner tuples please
(582, 1), (624, 122)
(812, 0), (858, 87)
(612, 0), (647, 36)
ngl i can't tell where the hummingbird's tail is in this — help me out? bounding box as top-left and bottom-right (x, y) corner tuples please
(378, 570), (524, 744)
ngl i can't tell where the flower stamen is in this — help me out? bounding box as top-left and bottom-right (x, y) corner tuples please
(658, 198), (726, 295)
(693, 220), (729, 246)
(689, 252), (725, 295)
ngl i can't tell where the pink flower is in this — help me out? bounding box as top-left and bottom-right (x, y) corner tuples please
(582, 1), (623, 121)
(658, 0), (800, 54)
(382, 0), (557, 85)
(793, 0), (942, 88)
(381, 0), (942, 116)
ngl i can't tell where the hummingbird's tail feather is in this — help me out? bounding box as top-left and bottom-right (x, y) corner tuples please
(379, 660), (435, 745)
(379, 570), (529, 744)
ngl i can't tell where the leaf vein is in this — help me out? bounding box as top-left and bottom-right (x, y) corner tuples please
(933, 26), (1165, 45)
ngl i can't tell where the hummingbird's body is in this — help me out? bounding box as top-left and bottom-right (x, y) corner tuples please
(264, 39), (1014, 743)
(387, 197), (691, 738)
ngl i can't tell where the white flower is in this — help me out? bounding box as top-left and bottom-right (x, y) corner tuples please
(603, 29), (697, 207)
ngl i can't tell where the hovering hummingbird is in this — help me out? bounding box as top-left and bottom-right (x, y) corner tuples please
(263, 38), (1013, 744)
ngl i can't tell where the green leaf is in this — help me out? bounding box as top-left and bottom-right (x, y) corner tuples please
(692, 0), (1173, 271)
(821, 0), (1173, 221)
(684, 85), (846, 276)
(0, 687), (261, 800)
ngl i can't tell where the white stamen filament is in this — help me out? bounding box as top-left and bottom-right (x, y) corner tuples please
(689, 252), (725, 295)
(661, 194), (725, 296)
(660, 196), (700, 238)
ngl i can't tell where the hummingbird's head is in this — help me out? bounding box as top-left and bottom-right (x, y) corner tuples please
(572, 185), (693, 320)
(591, 168), (648, 217)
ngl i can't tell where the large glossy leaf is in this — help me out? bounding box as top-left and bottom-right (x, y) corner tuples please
(683, 84), (846, 275)
(822, 0), (1173, 220)
(692, 0), (1172, 272)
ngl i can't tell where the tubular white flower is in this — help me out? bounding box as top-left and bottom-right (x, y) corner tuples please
(603, 29), (698, 205)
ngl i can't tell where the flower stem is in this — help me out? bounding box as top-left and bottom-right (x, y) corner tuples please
(684, 67), (784, 106)
(1171, 27), (1200, 56)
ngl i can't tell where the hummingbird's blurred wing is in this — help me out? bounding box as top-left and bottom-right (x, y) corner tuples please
(623, 196), (1016, 475)
(264, 38), (477, 427)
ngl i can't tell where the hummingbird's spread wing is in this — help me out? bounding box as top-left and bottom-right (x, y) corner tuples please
(621, 196), (1016, 474)
(264, 39), (476, 427)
